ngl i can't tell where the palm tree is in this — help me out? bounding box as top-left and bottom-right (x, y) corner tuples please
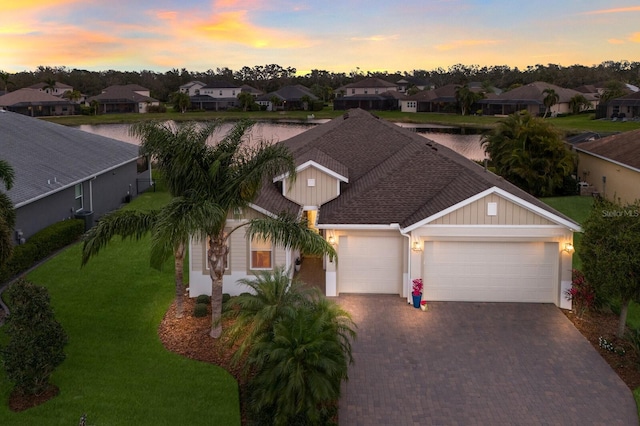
(43, 77), (57, 95)
(246, 291), (356, 425)
(82, 121), (226, 318)
(199, 124), (336, 337)
(481, 111), (574, 196)
(569, 94), (590, 114)
(170, 91), (191, 113)
(0, 71), (12, 93)
(455, 84), (483, 116)
(542, 88), (559, 118)
(0, 159), (16, 266)
(224, 267), (318, 366)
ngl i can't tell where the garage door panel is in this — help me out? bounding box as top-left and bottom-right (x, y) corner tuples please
(338, 235), (403, 294)
(423, 241), (558, 303)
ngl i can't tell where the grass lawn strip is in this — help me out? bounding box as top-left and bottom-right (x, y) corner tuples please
(0, 192), (240, 425)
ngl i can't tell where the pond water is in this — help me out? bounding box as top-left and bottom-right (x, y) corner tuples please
(77, 120), (487, 161)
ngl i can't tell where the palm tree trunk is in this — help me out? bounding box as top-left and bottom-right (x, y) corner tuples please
(174, 243), (185, 318)
(618, 298), (630, 338)
(207, 233), (228, 338)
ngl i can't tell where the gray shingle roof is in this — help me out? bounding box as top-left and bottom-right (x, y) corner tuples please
(0, 88), (74, 107)
(343, 78), (398, 89)
(255, 109), (575, 228)
(576, 129), (640, 170)
(0, 111), (139, 207)
(481, 82), (583, 104)
(87, 85), (157, 103)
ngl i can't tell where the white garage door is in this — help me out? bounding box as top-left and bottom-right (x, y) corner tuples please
(423, 241), (558, 303)
(338, 235), (403, 294)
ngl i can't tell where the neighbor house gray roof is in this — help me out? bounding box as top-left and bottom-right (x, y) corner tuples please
(28, 82), (73, 91)
(575, 129), (640, 171)
(604, 91), (640, 106)
(0, 88), (74, 107)
(0, 110), (140, 207)
(481, 82), (584, 105)
(254, 109), (577, 229)
(87, 85), (157, 103)
(343, 78), (398, 89)
(257, 85), (317, 102)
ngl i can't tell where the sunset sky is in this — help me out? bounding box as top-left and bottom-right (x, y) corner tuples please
(1, 0), (639, 75)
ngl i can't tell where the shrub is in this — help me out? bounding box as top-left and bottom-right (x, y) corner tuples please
(146, 104), (167, 113)
(0, 219), (84, 282)
(196, 294), (210, 304)
(193, 303), (208, 318)
(1, 279), (68, 396)
(565, 269), (596, 318)
(222, 293), (231, 304)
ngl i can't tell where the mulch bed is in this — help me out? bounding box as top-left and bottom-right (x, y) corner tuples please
(563, 309), (640, 391)
(9, 384), (59, 412)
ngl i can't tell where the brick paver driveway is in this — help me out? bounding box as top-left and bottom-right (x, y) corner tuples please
(336, 295), (638, 425)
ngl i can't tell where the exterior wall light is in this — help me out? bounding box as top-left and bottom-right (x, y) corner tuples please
(563, 243), (575, 253)
(412, 241), (423, 252)
(327, 235), (336, 246)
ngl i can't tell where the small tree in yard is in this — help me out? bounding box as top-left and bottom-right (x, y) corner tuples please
(580, 197), (640, 337)
(1, 279), (68, 396)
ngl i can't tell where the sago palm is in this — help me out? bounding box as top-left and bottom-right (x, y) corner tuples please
(247, 295), (356, 425)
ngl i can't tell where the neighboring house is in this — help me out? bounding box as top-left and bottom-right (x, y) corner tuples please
(256, 85), (317, 111)
(574, 129), (640, 203)
(479, 82), (592, 116)
(396, 76), (432, 94)
(189, 81), (241, 111)
(0, 88), (75, 116)
(400, 83), (463, 113)
(86, 84), (159, 113)
(0, 110), (152, 240)
(240, 84), (263, 98)
(28, 81), (73, 97)
(597, 91), (640, 120)
(189, 109), (579, 310)
(333, 90), (406, 111)
(338, 77), (399, 96)
(179, 80), (207, 96)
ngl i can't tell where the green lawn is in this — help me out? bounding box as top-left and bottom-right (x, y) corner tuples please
(0, 192), (240, 425)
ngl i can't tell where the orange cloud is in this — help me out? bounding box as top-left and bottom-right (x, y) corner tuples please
(193, 10), (314, 49)
(583, 6), (640, 15)
(608, 38), (625, 44)
(630, 33), (640, 43)
(435, 39), (501, 51)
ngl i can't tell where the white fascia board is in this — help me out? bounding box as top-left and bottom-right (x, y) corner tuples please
(576, 149), (640, 174)
(316, 223), (400, 230)
(273, 160), (348, 183)
(247, 203), (279, 219)
(402, 186), (582, 233)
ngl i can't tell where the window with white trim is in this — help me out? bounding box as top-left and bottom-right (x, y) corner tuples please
(250, 237), (273, 270)
(74, 183), (83, 212)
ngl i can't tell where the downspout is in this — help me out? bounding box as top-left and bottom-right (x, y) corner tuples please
(89, 176), (96, 212)
(394, 223), (413, 304)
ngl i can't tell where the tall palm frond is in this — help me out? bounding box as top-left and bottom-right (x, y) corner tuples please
(81, 209), (159, 266)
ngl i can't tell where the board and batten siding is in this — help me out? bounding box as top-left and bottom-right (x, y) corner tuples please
(284, 166), (339, 206)
(428, 194), (555, 225)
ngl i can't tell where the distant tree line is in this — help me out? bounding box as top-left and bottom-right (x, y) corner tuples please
(1, 60), (639, 103)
